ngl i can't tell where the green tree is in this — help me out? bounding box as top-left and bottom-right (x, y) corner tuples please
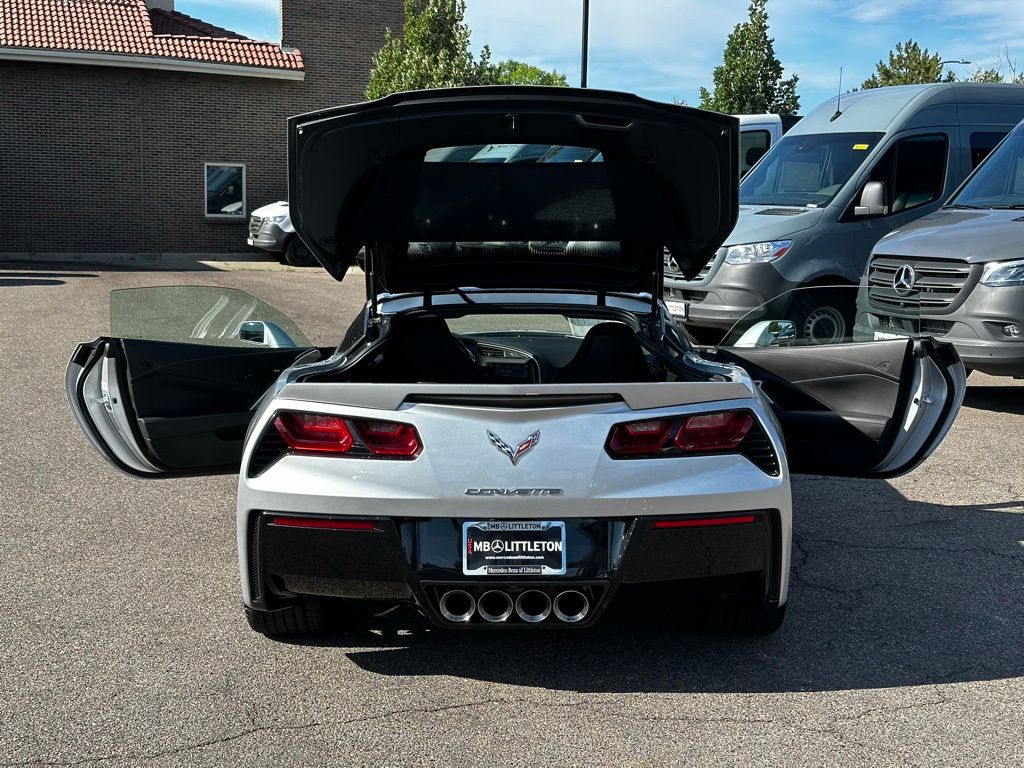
(964, 48), (1024, 83)
(366, 0), (565, 99)
(861, 40), (954, 89)
(474, 54), (568, 86)
(699, 0), (799, 115)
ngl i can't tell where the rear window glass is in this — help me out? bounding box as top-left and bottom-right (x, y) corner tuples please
(425, 144), (603, 164)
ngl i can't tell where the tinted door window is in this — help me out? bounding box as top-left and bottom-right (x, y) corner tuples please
(864, 134), (948, 215)
(970, 131), (1006, 169)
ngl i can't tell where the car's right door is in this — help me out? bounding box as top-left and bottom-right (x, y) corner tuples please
(708, 286), (966, 477)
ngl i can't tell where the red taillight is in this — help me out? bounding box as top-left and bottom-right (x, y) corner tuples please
(353, 420), (422, 457)
(608, 419), (673, 456)
(674, 411), (753, 452)
(274, 413), (354, 453)
(607, 410), (755, 458)
(271, 516), (376, 531)
(273, 412), (421, 458)
(653, 515), (756, 529)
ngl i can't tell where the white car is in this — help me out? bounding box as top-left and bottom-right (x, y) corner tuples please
(66, 88), (965, 637)
(247, 201), (317, 266)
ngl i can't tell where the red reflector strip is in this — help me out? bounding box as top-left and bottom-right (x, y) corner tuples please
(653, 515), (756, 529)
(271, 516), (376, 531)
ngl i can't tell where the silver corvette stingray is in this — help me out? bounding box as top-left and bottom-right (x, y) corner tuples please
(66, 88), (965, 636)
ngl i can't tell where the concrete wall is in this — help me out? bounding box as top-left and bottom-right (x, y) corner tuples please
(0, 0), (402, 255)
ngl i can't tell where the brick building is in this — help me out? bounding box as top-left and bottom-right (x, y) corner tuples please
(0, 0), (402, 256)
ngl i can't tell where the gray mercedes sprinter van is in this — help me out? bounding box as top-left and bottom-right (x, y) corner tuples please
(667, 83), (1024, 343)
(858, 118), (1024, 376)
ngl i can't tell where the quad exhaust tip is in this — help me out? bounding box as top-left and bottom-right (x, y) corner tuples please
(515, 590), (552, 623)
(477, 590), (514, 623)
(439, 588), (591, 624)
(439, 589), (476, 623)
(553, 590), (590, 623)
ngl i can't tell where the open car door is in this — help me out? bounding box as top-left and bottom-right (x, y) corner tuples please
(708, 286), (966, 477)
(66, 287), (317, 477)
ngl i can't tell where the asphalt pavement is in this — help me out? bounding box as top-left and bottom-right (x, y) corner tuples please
(1, 264), (1022, 767)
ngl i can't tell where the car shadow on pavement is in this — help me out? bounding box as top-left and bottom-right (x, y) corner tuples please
(964, 385), (1024, 415)
(322, 477), (1024, 694)
(0, 270), (99, 287)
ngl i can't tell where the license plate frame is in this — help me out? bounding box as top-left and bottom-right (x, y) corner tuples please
(665, 300), (689, 319)
(873, 330), (906, 341)
(462, 520), (566, 576)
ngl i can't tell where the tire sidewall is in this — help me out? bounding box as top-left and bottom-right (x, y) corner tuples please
(284, 237), (317, 267)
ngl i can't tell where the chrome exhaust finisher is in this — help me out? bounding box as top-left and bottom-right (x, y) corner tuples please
(514, 590), (552, 623)
(439, 589), (476, 623)
(477, 590), (514, 623)
(553, 590), (590, 623)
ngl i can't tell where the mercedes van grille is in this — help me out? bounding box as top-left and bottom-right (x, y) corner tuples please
(868, 256), (977, 314)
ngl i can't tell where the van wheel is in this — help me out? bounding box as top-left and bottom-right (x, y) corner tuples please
(787, 289), (854, 345)
(284, 237), (317, 267)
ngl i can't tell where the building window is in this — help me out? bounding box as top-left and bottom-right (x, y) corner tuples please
(205, 163), (246, 218)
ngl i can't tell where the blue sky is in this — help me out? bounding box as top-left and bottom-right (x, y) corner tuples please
(178, 0), (1024, 112)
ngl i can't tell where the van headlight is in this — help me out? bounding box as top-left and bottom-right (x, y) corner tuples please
(724, 240), (792, 265)
(265, 214), (289, 225)
(981, 259), (1024, 287)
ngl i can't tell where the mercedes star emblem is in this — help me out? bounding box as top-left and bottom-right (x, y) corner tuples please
(893, 264), (917, 296)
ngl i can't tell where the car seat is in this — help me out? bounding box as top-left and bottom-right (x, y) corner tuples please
(553, 322), (655, 383)
(374, 315), (483, 383)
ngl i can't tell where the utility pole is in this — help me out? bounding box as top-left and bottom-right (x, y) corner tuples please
(580, 0), (590, 87)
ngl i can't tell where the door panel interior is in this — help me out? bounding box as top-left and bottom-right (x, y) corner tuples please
(715, 339), (915, 475)
(118, 339), (314, 472)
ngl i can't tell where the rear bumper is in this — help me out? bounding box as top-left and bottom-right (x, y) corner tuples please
(244, 510), (785, 628)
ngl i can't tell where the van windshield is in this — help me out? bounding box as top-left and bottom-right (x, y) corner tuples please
(740, 132), (883, 207)
(948, 124), (1024, 209)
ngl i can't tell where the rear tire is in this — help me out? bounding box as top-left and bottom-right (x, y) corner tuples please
(284, 236), (317, 267)
(786, 288), (854, 345)
(245, 597), (328, 636)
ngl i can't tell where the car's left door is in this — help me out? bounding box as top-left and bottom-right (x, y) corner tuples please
(66, 287), (318, 477)
(707, 285), (966, 478)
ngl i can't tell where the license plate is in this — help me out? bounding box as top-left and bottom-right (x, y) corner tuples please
(462, 521), (566, 576)
(873, 330), (905, 340)
(665, 300), (689, 318)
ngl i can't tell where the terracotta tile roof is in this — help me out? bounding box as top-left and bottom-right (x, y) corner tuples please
(148, 8), (246, 39)
(0, 0), (303, 71)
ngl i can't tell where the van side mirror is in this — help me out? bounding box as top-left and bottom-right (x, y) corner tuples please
(854, 181), (888, 216)
(238, 320), (298, 348)
(731, 320), (797, 348)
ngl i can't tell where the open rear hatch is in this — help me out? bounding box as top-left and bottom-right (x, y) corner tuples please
(288, 86), (739, 294)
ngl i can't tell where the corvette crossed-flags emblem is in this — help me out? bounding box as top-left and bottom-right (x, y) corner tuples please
(486, 430), (541, 466)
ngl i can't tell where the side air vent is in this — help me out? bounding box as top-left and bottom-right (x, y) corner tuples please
(738, 422), (780, 476)
(247, 427), (288, 477)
